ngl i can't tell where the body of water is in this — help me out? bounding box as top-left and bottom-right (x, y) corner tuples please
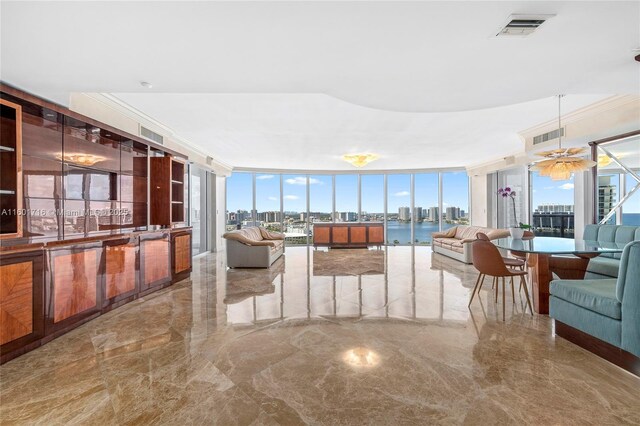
(386, 221), (457, 244)
(622, 213), (640, 226)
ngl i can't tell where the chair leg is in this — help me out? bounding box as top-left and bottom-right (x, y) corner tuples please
(510, 276), (515, 303)
(494, 277), (498, 303)
(502, 277), (506, 321)
(468, 273), (483, 307)
(478, 274), (486, 291)
(521, 275), (533, 316)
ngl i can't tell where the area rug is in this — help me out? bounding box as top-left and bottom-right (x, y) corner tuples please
(313, 249), (385, 276)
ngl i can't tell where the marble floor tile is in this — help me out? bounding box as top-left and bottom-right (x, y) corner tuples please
(1, 246), (639, 425)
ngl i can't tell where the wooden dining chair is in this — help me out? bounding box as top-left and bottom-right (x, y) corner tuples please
(476, 232), (525, 270)
(469, 237), (534, 321)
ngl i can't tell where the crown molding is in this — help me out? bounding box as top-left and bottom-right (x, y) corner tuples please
(79, 92), (233, 175)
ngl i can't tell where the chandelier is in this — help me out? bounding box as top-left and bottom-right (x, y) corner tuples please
(530, 95), (596, 180)
(342, 153), (379, 168)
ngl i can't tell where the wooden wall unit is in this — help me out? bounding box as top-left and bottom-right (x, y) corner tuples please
(0, 85), (196, 365)
(313, 223), (385, 248)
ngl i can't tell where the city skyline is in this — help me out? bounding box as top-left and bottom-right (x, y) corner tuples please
(227, 172), (470, 214)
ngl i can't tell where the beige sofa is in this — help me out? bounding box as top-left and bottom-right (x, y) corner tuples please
(431, 225), (509, 264)
(223, 227), (285, 268)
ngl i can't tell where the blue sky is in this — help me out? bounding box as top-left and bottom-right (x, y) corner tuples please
(530, 173), (575, 208)
(227, 171), (469, 213)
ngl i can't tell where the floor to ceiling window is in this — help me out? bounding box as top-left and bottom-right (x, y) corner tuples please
(335, 174), (358, 222)
(594, 135), (640, 225)
(530, 172), (575, 238)
(414, 173), (439, 244)
(256, 173), (282, 232)
(442, 171), (469, 234)
(225, 170), (470, 246)
(283, 174), (308, 245)
(360, 174), (384, 222)
(226, 172), (253, 231)
(387, 174), (412, 245)
(189, 165), (209, 255)
(496, 167), (527, 229)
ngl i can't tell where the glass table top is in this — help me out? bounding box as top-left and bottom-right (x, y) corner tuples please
(493, 237), (626, 254)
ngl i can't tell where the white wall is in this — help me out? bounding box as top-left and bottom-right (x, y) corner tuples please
(470, 174), (488, 227)
(215, 175), (227, 253)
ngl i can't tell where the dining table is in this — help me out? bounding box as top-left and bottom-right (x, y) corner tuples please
(492, 236), (626, 314)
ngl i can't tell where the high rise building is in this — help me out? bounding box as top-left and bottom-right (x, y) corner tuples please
(413, 207), (423, 222)
(428, 206), (439, 222)
(535, 204), (574, 213)
(446, 206), (460, 221)
(398, 207), (411, 222)
(598, 176), (617, 222)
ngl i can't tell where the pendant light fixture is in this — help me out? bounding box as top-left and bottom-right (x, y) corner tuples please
(342, 153), (379, 168)
(531, 95), (596, 180)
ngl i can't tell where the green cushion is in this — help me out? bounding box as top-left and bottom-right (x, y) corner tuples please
(550, 279), (620, 319)
(586, 257), (620, 278)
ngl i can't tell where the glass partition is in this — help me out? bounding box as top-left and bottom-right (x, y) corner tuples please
(595, 135), (640, 225)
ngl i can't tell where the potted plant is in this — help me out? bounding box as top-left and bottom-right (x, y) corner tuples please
(498, 187), (529, 239)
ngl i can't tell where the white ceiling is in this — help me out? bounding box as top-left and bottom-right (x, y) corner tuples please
(1, 1), (639, 170)
(114, 92), (609, 170)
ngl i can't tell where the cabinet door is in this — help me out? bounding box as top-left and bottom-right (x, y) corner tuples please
(350, 226), (367, 244)
(368, 225), (384, 244)
(314, 226), (330, 244)
(173, 232), (191, 276)
(140, 233), (171, 290)
(47, 243), (102, 333)
(0, 251), (44, 362)
(103, 238), (138, 306)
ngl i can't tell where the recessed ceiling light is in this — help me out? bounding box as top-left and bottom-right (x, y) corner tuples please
(140, 81), (153, 89)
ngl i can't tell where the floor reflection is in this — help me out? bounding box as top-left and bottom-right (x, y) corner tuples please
(224, 246), (491, 326)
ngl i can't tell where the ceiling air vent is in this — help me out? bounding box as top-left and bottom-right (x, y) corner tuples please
(140, 125), (164, 145)
(533, 128), (564, 145)
(495, 14), (554, 37)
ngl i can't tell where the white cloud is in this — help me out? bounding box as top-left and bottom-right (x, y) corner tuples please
(559, 183), (574, 190)
(285, 177), (323, 185)
(283, 195), (299, 200)
(257, 174), (274, 180)
(393, 191), (410, 197)
(267, 196), (278, 201)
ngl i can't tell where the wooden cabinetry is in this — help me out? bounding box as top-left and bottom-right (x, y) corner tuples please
(0, 99), (22, 239)
(0, 250), (44, 360)
(313, 223), (384, 248)
(150, 155), (186, 227)
(0, 84), (196, 364)
(172, 230), (192, 281)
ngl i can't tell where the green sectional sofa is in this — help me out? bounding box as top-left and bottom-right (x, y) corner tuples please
(582, 224), (640, 279)
(549, 239), (640, 374)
